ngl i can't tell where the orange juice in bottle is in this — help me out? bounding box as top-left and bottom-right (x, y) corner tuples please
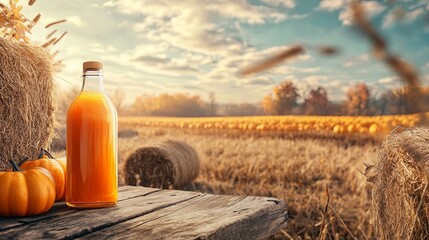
(66, 61), (118, 208)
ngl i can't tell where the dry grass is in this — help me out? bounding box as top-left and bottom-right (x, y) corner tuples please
(43, 106), (429, 237)
(114, 124), (376, 239)
(49, 119), (377, 238)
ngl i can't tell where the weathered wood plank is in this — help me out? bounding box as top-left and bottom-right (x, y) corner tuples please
(78, 194), (287, 240)
(0, 186), (160, 231)
(0, 186), (288, 240)
(0, 187), (163, 234)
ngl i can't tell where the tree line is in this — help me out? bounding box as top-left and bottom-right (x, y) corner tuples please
(261, 80), (429, 116)
(56, 80), (429, 118)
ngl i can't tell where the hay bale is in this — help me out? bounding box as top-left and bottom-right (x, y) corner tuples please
(118, 129), (138, 138)
(124, 140), (200, 188)
(0, 38), (55, 169)
(370, 128), (429, 240)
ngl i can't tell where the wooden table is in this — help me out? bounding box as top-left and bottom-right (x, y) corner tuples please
(0, 186), (288, 240)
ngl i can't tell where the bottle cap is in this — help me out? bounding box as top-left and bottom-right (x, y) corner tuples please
(83, 61), (103, 71)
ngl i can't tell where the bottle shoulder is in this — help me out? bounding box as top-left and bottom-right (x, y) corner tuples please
(67, 91), (117, 116)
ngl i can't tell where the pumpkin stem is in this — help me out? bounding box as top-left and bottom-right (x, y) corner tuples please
(17, 157), (30, 167)
(40, 148), (55, 159)
(38, 148), (44, 159)
(9, 160), (22, 172)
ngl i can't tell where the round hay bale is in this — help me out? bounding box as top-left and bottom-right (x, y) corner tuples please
(118, 129), (138, 138)
(124, 140), (200, 188)
(0, 38), (55, 169)
(370, 128), (429, 240)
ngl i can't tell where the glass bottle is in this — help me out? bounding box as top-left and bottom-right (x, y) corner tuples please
(66, 61), (118, 208)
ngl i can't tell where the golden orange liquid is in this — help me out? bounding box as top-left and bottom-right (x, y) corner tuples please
(66, 91), (117, 208)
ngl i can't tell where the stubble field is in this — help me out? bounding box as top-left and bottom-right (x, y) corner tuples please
(113, 119), (378, 239)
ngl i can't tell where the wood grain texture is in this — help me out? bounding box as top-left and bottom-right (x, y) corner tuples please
(0, 186), (288, 240)
(79, 194), (287, 240)
(1, 188), (198, 239)
(0, 186), (159, 232)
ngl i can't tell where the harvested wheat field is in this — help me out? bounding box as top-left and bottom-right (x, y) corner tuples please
(112, 123), (377, 239)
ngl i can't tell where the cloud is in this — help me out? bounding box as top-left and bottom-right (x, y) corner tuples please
(329, 80), (359, 100)
(318, 1), (385, 25)
(342, 53), (370, 68)
(261, 0), (295, 9)
(105, 0), (286, 24)
(378, 76), (399, 84)
(66, 16), (85, 27)
(383, 7), (401, 29)
(404, 8), (424, 22)
(289, 14), (311, 20)
(162, 82), (206, 91)
(272, 66), (320, 75)
(132, 55), (199, 76)
(369, 76), (402, 94)
(134, 56), (167, 65)
(339, 2), (386, 26)
(303, 75), (329, 85)
(122, 44), (215, 78)
(202, 45), (313, 83)
(101, 0), (315, 92)
(294, 75), (331, 97)
(89, 3), (101, 8)
(318, 0), (348, 11)
(131, 10), (245, 57)
(239, 76), (275, 86)
(105, 0), (287, 57)
(85, 42), (118, 54)
(383, 7), (424, 28)
(133, 42), (170, 58)
(328, 80), (342, 88)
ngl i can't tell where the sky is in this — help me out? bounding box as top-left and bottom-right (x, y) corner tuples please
(12, 0), (429, 104)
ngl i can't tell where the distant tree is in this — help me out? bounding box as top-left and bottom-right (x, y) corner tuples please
(218, 103), (263, 116)
(344, 83), (370, 115)
(207, 92), (218, 116)
(382, 86), (429, 114)
(328, 102), (343, 116)
(111, 89), (125, 115)
(131, 95), (146, 115)
(130, 93), (209, 117)
(262, 80), (299, 115)
(419, 87), (429, 112)
(274, 80), (299, 114)
(303, 87), (329, 115)
(262, 94), (276, 115)
(385, 88), (408, 114)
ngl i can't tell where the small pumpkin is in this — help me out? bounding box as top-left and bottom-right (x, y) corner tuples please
(56, 157), (67, 178)
(0, 160), (55, 217)
(19, 148), (66, 201)
(55, 157), (67, 200)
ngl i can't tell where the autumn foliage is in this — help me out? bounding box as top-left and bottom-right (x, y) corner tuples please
(131, 93), (209, 117)
(345, 83), (370, 115)
(303, 87), (329, 115)
(262, 80), (299, 115)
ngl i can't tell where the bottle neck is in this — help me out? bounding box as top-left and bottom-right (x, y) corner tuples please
(82, 69), (104, 92)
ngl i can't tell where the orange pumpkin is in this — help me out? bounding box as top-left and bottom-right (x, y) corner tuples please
(56, 157), (67, 176)
(20, 149), (66, 201)
(55, 157), (67, 200)
(0, 160), (55, 217)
